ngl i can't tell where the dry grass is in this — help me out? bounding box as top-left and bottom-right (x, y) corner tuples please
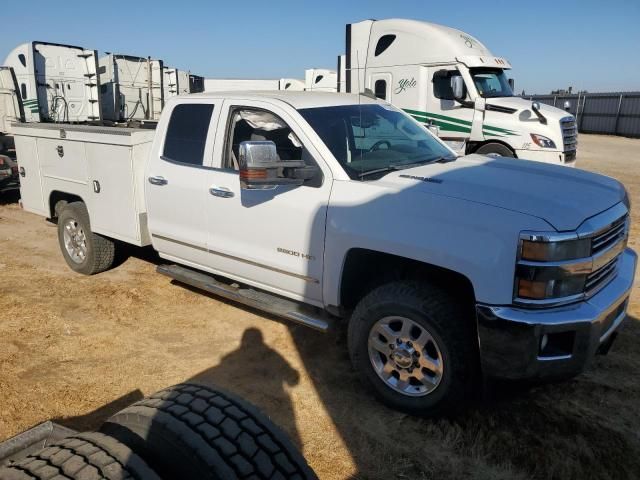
(0, 134), (639, 479)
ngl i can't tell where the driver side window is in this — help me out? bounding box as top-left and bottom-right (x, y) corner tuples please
(224, 108), (303, 170)
(223, 107), (322, 187)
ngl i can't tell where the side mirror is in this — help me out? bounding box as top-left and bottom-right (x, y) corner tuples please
(238, 141), (317, 190)
(450, 76), (465, 101)
(508, 78), (515, 91)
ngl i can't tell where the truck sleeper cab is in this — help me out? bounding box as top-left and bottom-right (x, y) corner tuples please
(344, 19), (578, 165)
(13, 91), (636, 416)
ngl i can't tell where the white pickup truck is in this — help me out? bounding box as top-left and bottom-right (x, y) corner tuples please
(13, 91), (636, 415)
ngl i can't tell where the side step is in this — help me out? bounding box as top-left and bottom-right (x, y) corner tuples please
(157, 264), (331, 332)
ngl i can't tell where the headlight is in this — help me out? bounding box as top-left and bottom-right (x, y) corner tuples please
(515, 233), (592, 305)
(530, 133), (556, 149)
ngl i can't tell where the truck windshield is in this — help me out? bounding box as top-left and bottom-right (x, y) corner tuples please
(299, 103), (455, 180)
(470, 68), (513, 98)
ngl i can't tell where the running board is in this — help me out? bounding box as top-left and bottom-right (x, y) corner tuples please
(157, 264), (331, 332)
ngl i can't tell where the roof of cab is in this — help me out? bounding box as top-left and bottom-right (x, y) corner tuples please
(182, 90), (381, 109)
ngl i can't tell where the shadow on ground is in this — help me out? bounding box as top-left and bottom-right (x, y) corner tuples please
(49, 298), (640, 480)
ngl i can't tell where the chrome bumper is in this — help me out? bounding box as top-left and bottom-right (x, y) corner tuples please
(476, 248), (637, 380)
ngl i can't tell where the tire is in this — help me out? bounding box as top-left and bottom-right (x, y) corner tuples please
(101, 383), (317, 480)
(0, 432), (160, 480)
(57, 201), (115, 275)
(475, 142), (515, 158)
(348, 281), (478, 416)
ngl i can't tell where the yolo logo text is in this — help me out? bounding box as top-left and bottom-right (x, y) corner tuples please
(395, 78), (417, 94)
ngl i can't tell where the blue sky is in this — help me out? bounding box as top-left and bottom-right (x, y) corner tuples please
(2, 0), (638, 94)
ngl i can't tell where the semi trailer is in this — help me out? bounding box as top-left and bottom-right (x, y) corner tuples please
(342, 19), (578, 164)
(12, 90), (635, 416)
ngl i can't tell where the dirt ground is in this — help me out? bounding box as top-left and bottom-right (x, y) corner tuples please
(1, 134), (639, 480)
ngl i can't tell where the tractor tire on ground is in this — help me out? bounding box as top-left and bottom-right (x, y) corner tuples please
(101, 382), (317, 480)
(0, 431), (160, 480)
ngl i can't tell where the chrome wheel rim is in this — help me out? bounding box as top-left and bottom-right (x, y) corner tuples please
(368, 316), (444, 397)
(63, 218), (87, 264)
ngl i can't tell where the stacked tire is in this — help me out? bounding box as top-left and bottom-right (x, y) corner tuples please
(0, 383), (316, 480)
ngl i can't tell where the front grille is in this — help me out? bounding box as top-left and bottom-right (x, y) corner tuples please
(591, 216), (628, 255)
(585, 257), (619, 295)
(561, 116), (578, 152)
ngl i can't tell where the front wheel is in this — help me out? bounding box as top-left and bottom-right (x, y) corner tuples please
(475, 142), (516, 158)
(348, 281), (478, 416)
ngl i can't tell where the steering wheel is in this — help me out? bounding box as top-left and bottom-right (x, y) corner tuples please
(369, 140), (391, 152)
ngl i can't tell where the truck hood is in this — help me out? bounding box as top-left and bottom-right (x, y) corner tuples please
(486, 96), (572, 124)
(375, 155), (625, 231)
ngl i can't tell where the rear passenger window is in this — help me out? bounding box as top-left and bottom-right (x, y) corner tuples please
(163, 104), (213, 166)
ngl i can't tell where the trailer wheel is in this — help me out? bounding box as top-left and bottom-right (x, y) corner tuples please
(0, 432), (160, 480)
(348, 280), (479, 416)
(101, 382), (317, 480)
(57, 201), (115, 275)
(475, 142), (516, 158)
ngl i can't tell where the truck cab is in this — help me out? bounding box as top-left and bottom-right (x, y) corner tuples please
(344, 19), (578, 165)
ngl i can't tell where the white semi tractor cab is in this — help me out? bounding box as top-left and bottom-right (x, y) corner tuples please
(13, 91), (635, 415)
(344, 19), (578, 164)
(3, 41), (102, 123)
(99, 54), (164, 122)
(304, 69), (338, 92)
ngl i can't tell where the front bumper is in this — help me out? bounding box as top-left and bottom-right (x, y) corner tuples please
(476, 247), (637, 380)
(514, 148), (576, 166)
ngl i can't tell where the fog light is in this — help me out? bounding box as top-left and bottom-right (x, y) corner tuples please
(540, 334), (549, 351)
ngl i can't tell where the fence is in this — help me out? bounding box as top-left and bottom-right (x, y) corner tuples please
(524, 92), (640, 138)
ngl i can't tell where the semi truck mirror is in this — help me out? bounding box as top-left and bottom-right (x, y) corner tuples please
(238, 141), (308, 190)
(508, 78), (515, 91)
(450, 76), (465, 101)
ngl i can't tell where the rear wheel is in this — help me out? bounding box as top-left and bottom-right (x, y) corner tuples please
(57, 201), (115, 275)
(475, 142), (516, 158)
(0, 432), (160, 480)
(348, 281), (478, 416)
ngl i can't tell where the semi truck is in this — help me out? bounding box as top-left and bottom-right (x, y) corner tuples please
(203, 78), (280, 92)
(0, 66), (23, 153)
(342, 19), (578, 164)
(163, 66), (190, 99)
(2, 41), (102, 123)
(12, 91), (636, 415)
(99, 54), (164, 122)
(304, 68), (338, 92)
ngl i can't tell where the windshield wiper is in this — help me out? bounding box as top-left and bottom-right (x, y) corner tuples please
(357, 165), (402, 179)
(357, 156), (456, 179)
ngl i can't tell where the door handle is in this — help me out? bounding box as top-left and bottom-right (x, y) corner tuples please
(148, 176), (168, 186)
(209, 186), (234, 198)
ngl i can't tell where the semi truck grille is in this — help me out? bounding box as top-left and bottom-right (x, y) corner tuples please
(561, 116), (578, 153)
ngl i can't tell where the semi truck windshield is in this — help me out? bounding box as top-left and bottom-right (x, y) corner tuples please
(470, 68), (513, 98)
(299, 103), (454, 180)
